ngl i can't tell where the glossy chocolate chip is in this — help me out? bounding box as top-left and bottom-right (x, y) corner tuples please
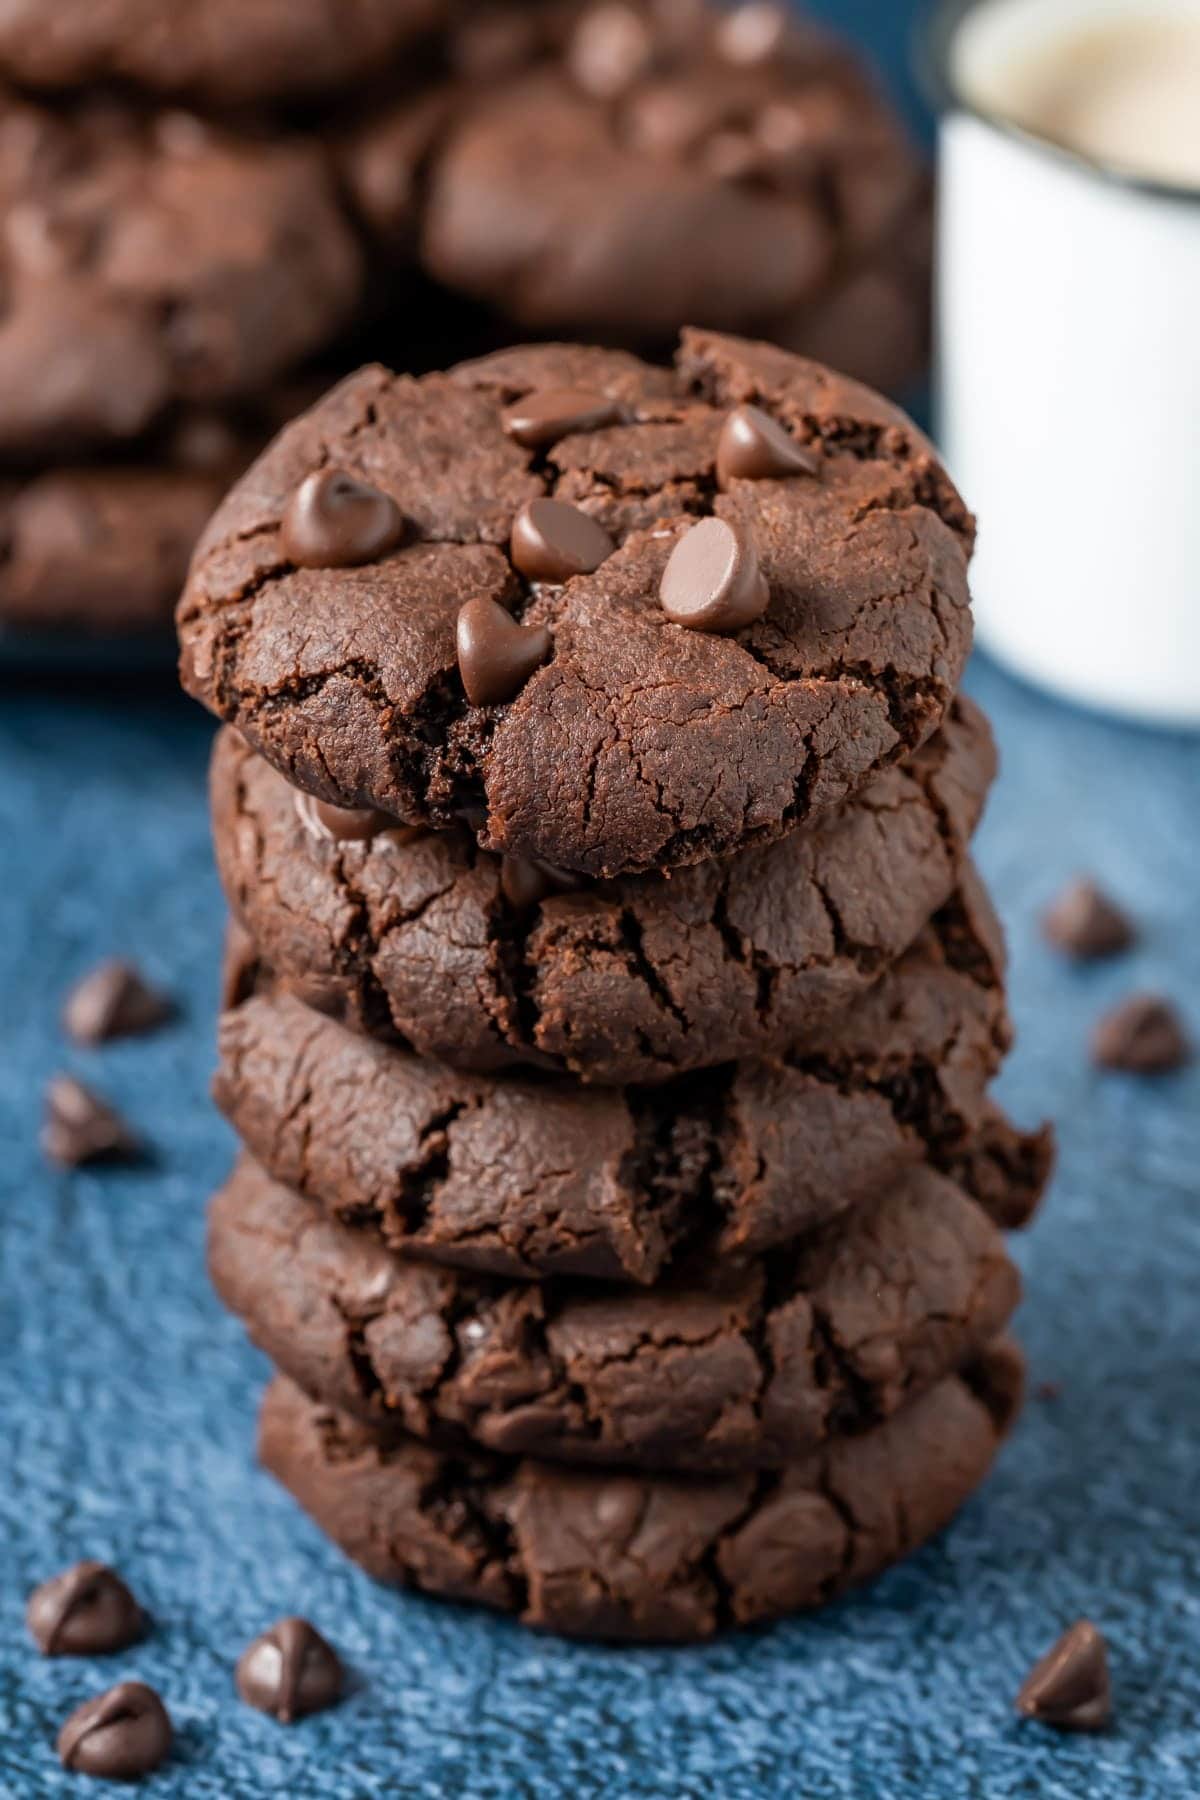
(63, 961), (173, 1045)
(716, 405), (820, 488)
(27, 1562), (145, 1657)
(1092, 994), (1192, 1074)
(501, 390), (626, 450)
(1016, 1620), (1112, 1732)
(294, 791), (392, 844)
(57, 1682), (172, 1780)
(42, 1076), (138, 1167)
(510, 498), (615, 584)
(1042, 878), (1135, 960)
(568, 3), (655, 98)
(499, 855), (581, 912)
(659, 517), (769, 633)
(281, 468), (405, 570)
(236, 1617), (343, 1723)
(456, 598), (552, 706)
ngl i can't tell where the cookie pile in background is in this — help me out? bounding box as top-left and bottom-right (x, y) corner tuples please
(178, 325), (1052, 1640)
(0, 0), (930, 648)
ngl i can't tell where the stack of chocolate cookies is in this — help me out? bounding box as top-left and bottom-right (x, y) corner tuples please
(179, 327), (1051, 1641)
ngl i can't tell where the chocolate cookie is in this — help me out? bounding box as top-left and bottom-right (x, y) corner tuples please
(259, 1343), (1023, 1641)
(178, 329), (973, 878)
(347, 0), (930, 395)
(210, 695), (995, 1082)
(214, 882), (1038, 1284)
(0, 0), (448, 108)
(0, 94), (362, 459)
(210, 1154), (1020, 1473)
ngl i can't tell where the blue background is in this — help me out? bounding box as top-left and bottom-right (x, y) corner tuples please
(3, 5), (1200, 1795)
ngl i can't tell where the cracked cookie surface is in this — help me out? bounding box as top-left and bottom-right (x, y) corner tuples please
(0, 92), (362, 459)
(259, 1341), (1023, 1641)
(214, 875), (1047, 1284)
(211, 1154), (1020, 1473)
(210, 695), (994, 1083)
(179, 329), (973, 878)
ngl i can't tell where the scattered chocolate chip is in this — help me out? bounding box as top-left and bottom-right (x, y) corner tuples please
(714, 2), (791, 66)
(501, 389), (626, 450)
(236, 1617), (343, 1723)
(456, 597), (552, 706)
(510, 498), (615, 584)
(1092, 994), (1192, 1074)
(63, 961), (173, 1046)
(57, 1682), (172, 1780)
(27, 1562), (145, 1657)
(499, 855), (581, 912)
(42, 1076), (138, 1168)
(659, 516), (769, 633)
(716, 404), (820, 488)
(1042, 878), (1135, 960)
(294, 791), (391, 845)
(281, 468), (406, 570)
(567, 3), (655, 98)
(1016, 1620), (1112, 1731)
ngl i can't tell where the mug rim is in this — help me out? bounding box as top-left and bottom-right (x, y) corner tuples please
(915, 0), (1200, 208)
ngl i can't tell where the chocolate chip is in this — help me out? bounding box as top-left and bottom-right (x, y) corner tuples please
(1092, 994), (1192, 1074)
(1042, 878), (1135, 960)
(63, 961), (173, 1046)
(456, 597), (552, 706)
(42, 1076), (138, 1167)
(281, 468), (406, 570)
(28, 1562), (145, 1657)
(567, 3), (655, 98)
(499, 854), (581, 912)
(510, 498), (615, 584)
(57, 1682), (172, 1780)
(715, 2), (792, 66)
(659, 516), (769, 633)
(1016, 1620), (1112, 1731)
(236, 1617), (343, 1723)
(294, 791), (391, 845)
(716, 405), (820, 488)
(501, 390), (626, 450)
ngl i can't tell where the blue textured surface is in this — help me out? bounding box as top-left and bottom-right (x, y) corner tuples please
(3, 656), (1200, 1799)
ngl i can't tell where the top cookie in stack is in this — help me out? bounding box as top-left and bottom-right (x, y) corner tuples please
(183, 329), (1051, 1639)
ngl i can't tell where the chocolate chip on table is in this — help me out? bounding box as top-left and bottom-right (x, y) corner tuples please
(57, 1682), (172, 1780)
(294, 791), (391, 845)
(510, 498), (615, 584)
(1042, 878), (1135, 960)
(659, 516), (769, 632)
(456, 597), (552, 706)
(567, 3), (655, 99)
(716, 404), (820, 488)
(1092, 994), (1192, 1074)
(281, 468), (406, 570)
(500, 389), (626, 449)
(27, 1562), (144, 1656)
(1016, 1620), (1112, 1731)
(63, 961), (173, 1046)
(42, 1076), (138, 1167)
(236, 1617), (343, 1723)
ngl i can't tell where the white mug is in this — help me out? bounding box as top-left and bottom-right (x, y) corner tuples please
(926, 0), (1200, 727)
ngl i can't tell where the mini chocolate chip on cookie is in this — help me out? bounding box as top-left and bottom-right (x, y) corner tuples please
(510, 499), (614, 584)
(1092, 994), (1192, 1074)
(57, 1682), (172, 1780)
(1016, 1620), (1112, 1731)
(27, 1562), (145, 1656)
(42, 1077), (138, 1167)
(716, 405), (820, 488)
(659, 517), (769, 633)
(281, 470), (406, 570)
(500, 389), (628, 449)
(1043, 878), (1135, 960)
(236, 1617), (343, 1723)
(456, 597), (552, 705)
(63, 961), (172, 1045)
